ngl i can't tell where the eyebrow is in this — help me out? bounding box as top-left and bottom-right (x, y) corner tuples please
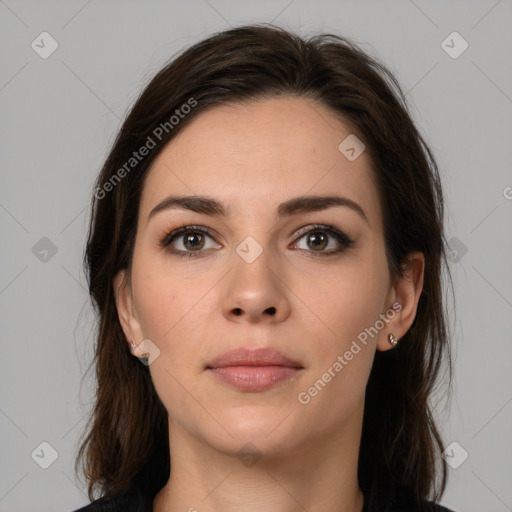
(148, 194), (369, 224)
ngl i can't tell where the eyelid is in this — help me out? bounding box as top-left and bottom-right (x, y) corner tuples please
(158, 225), (219, 249)
(290, 223), (354, 252)
(159, 223), (354, 256)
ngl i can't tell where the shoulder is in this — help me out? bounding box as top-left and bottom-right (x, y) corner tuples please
(390, 493), (457, 512)
(379, 497), (457, 512)
(377, 499), (457, 512)
(362, 474), (458, 512)
(70, 487), (151, 512)
(419, 503), (457, 512)
(389, 495), (457, 512)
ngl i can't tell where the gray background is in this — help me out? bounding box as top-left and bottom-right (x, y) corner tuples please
(1, 1), (511, 511)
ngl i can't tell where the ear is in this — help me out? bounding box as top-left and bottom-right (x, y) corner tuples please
(376, 251), (425, 352)
(113, 269), (146, 358)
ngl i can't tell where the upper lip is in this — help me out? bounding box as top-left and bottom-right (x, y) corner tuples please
(206, 347), (303, 369)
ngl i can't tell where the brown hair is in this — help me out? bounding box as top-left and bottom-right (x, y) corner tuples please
(76, 23), (453, 506)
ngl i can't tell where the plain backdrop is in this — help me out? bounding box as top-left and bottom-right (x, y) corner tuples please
(1, 1), (511, 511)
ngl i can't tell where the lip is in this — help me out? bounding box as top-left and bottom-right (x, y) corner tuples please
(206, 347), (304, 392)
(206, 347), (302, 369)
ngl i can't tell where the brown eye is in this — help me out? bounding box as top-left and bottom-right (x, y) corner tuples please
(292, 224), (354, 256)
(182, 232), (205, 251)
(306, 230), (329, 251)
(159, 225), (221, 257)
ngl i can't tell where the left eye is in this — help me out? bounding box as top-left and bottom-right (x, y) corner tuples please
(291, 224), (354, 256)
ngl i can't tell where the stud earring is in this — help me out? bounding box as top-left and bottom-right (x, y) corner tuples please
(129, 340), (149, 357)
(388, 333), (399, 346)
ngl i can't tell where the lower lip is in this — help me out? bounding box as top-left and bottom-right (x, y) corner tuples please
(208, 365), (302, 391)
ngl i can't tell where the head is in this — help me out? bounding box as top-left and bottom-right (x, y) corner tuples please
(76, 23), (452, 504)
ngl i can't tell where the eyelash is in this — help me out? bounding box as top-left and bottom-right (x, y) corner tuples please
(158, 223), (354, 259)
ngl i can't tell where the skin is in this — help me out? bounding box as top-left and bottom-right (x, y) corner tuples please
(114, 95), (424, 512)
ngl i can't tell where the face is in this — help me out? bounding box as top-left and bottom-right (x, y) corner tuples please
(114, 95), (423, 460)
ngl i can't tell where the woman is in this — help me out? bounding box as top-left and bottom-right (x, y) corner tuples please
(73, 24), (455, 512)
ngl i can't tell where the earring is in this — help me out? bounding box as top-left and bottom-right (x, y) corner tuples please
(129, 340), (149, 357)
(388, 333), (399, 346)
(129, 340), (150, 365)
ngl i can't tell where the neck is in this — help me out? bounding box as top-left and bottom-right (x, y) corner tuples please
(154, 408), (365, 512)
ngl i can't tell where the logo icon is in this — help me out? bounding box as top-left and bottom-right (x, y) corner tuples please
(31, 32), (59, 59)
(32, 237), (58, 263)
(135, 338), (161, 366)
(31, 441), (59, 469)
(237, 442), (262, 467)
(338, 134), (366, 161)
(442, 441), (469, 469)
(236, 236), (263, 264)
(447, 237), (468, 263)
(441, 32), (469, 59)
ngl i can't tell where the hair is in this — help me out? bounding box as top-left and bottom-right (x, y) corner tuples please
(76, 23), (453, 507)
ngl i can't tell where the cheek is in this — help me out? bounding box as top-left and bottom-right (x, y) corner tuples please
(302, 250), (389, 351)
(132, 250), (208, 339)
(295, 288), (381, 432)
(333, 272), (388, 343)
(131, 255), (220, 384)
(131, 263), (213, 421)
(294, 247), (389, 411)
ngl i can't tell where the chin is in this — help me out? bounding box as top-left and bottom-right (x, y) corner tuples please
(207, 405), (301, 455)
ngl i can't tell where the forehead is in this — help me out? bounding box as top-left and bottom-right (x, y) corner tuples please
(140, 95), (381, 225)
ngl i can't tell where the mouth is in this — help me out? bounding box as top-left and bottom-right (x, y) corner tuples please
(205, 347), (304, 392)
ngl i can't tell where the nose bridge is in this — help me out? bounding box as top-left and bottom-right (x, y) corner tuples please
(236, 234), (275, 280)
(222, 231), (289, 322)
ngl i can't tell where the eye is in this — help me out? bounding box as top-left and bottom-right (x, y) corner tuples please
(291, 224), (354, 257)
(159, 223), (354, 259)
(159, 225), (221, 258)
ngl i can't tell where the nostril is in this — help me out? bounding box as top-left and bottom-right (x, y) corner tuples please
(265, 307), (276, 315)
(233, 308), (242, 315)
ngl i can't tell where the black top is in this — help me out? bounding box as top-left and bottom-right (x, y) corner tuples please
(72, 477), (457, 512)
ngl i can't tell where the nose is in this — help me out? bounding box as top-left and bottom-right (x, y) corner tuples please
(222, 248), (291, 324)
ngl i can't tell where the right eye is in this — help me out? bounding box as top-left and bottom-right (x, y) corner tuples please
(159, 225), (221, 258)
